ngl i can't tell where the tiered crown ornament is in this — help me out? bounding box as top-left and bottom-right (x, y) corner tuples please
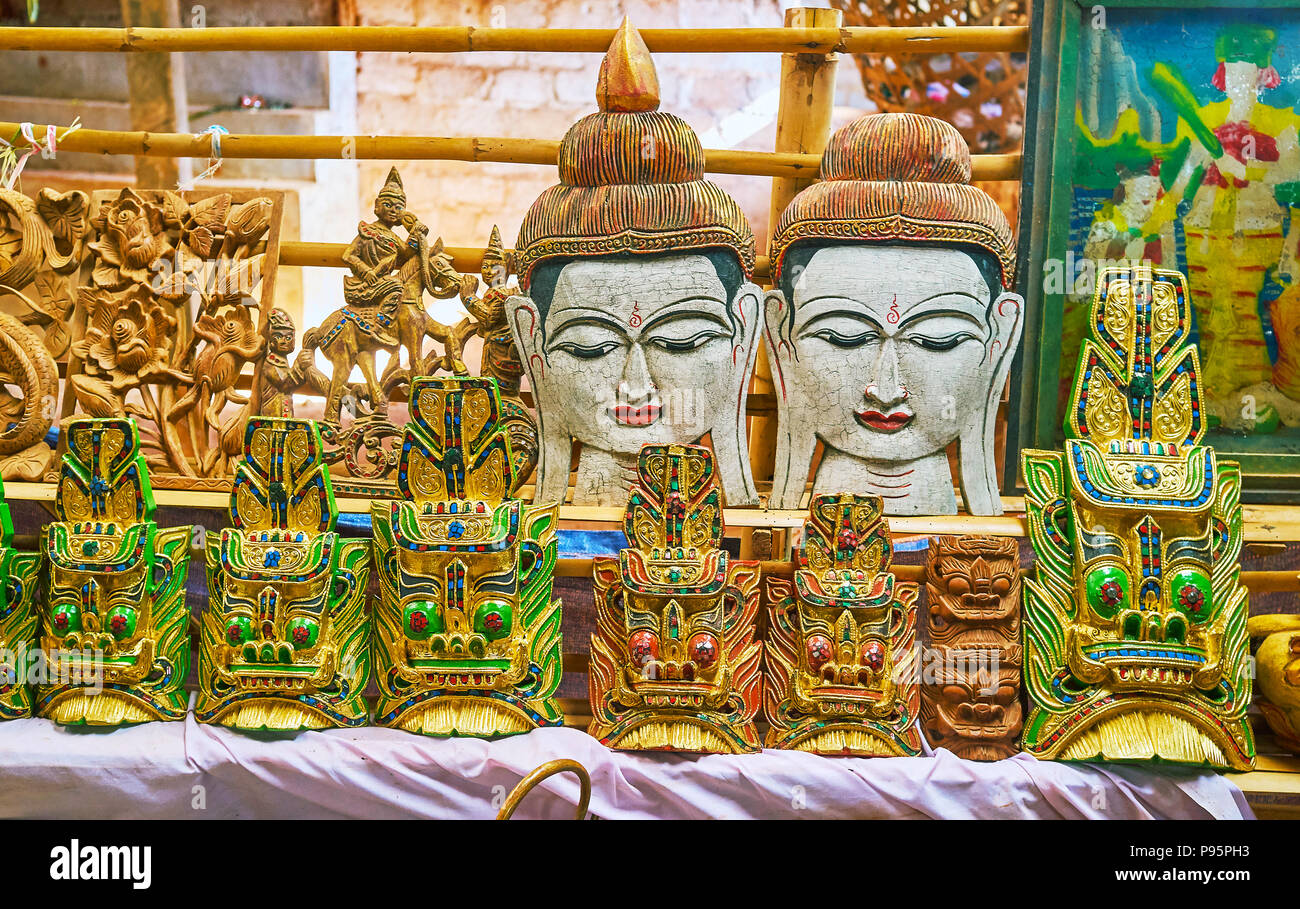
(0, 477), (41, 719)
(513, 19), (755, 288)
(371, 376), (562, 736)
(1021, 266), (1254, 769)
(589, 443), (762, 753)
(39, 418), (192, 725)
(764, 495), (921, 755)
(196, 418), (372, 730)
(921, 536), (1023, 760)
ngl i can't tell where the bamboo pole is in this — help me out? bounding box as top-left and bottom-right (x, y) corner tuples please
(119, 0), (188, 188)
(752, 6), (842, 498)
(0, 122), (1019, 181)
(0, 25), (1028, 55)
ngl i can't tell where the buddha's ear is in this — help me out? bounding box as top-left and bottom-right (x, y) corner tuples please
(762, 287), (811, 511)
(957, 290), (1024, 517)
(506, 295), (545, 386)
(506, 294), (568, 505)
(763, 289), (794, 357)
(989, 291), (1025, 366)
(715, 282), (762, 507)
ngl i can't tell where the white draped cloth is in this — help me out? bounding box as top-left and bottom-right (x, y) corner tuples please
(0, 711), (1252, 819)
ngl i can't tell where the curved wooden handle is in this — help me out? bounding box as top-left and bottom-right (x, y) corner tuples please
(496, 759), (591, 820)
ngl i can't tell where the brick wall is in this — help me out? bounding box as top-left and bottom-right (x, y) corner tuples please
(354, 0), (841, 255)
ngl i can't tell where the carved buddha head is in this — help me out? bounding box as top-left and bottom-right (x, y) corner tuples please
(589, 443), (762, 753)
(197, 417), (372, 730)
(41, 418), (192, 725)
(766, 113), (1023, 516)
(764, 494), (921, 755)
(507, 20), (761, 507)
(371, 376), (563, 736)
(1021, 266), (1254, 769)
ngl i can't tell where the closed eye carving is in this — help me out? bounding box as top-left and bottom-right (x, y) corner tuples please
(809, 328), (878, 348)
(646, 329), (727, 353)
(552, 340), (621, 359)
(904, 333), (978, 352)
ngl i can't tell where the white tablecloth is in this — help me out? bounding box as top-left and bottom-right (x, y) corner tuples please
(0, 708), (1252, 819)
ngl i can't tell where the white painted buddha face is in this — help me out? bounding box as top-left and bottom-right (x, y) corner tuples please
(765, 244), (1023, 515)
(509, 253), (761, 505)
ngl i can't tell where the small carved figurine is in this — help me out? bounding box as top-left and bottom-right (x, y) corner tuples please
(507, 19), (763, 507)
(459, 226), (539, 485)
(256, 307), (331, 417)
(196, 417), (372, 730)
(1021, 266), (1254, 770)
(300, 169), (475, 488)
(38, 417), (192, 724)
(765, 494), (921, 756)
(921, 535), (1022, 760)
(462, 226), (525, 398)
(589, 443), (762, 753)
(0, 476), (41, 718)
(371, 375), (563, 736)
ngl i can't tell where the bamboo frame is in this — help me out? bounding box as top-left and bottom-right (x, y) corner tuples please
(0, 25), (1028, 54)
(0, 121), (1020, 181)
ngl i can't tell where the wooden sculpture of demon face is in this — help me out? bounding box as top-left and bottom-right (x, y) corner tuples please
(589, 443), (762, 753)
(197, 418), (372, 730)
(40, 418), (191, 725)
(920, 535), (1023, 760)
(371, 377), (563, 737)
(764, 494), (921, 756)
(1021, 267), (1253, 770)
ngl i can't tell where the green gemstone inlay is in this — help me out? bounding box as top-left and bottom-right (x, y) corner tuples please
(286, 616), (319, 650)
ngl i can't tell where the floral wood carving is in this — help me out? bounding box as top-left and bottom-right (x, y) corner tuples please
(63, 188), (283, 482)
(0, 187), (87, 480)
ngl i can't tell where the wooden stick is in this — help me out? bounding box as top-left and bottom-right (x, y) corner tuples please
(753, 6), (842, 489)
(285, 240), (770, 276)
(0, 25), (1029, 55)
(0, 122), (1020, 182)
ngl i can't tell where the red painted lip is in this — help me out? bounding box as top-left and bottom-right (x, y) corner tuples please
(611, 403), (662, 427)
(855, 409), (913, 432)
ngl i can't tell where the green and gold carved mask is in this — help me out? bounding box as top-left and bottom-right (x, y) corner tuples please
(0, 477), (41, 719)
(372, 376), (562, 737)
(1021, 266), (1254, 769)
(589, 443), (763, 753)
(39, 417), (191, 725)
(765, 494), (921, 756)
(197, 417), (372, 730)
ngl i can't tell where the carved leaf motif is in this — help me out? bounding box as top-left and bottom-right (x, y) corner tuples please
(187, 193), (231, 229)
(158, 192), (190, 228)
(68, 374), (119, 417)
(1086, 367), (1127, 440)
(1153, 371), (1192, 445)
(35, 188), (88, 247)
(188, 225), (215, 258)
